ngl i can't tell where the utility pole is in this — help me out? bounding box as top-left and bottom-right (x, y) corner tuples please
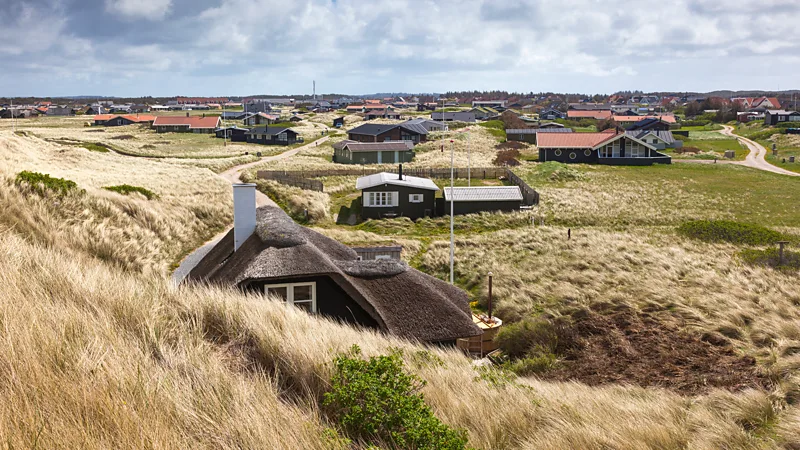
(449, 139), (455, 284)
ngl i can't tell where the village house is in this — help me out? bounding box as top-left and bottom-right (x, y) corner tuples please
(625, 130), (682, 150)
(472, 100), (507, 108)
(357, 169), (439, 220)
(93, 114), (157, 127)
(537, 131), (671, 165)
(333, 141), (415, 164)
(243, 112), (280, 126)
(764, 110), (800, 126)
(402, 117), (447, 132)
(46, 106), (74, 116)
(365, 110), (401, 120)
(506, 127), (574, 145)
(539, 108), (565, 120)
(347, 122), (429, 144)
(185, 185), (481, 345)
(567, 110), (612, 120)
(244, 126), (302, 145)
(221, 111), (246, 120)
(443, 186), (523, 215)
(152, 116), (221, 133)
(624, 117), (673, 131)
(614, 115), (676, 128)
(430, 111), (476, 122)
(214, 126), (249, 142)
(333, 117), (345, 128)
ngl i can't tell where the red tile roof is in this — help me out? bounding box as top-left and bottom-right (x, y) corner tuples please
(94, 114), (156, 123)
(613, 115), (676, 124)
(537, 132), (617, 148)
(567, 110), (612, 120)
(152, 116), (220, 129)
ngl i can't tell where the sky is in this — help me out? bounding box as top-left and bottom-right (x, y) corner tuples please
(1, 0), (799, 97)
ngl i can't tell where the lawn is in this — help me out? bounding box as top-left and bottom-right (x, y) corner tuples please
(665, 138), (747, 160)
(761, 133), (800, 174)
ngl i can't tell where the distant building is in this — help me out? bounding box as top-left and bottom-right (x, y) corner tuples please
(244, 126), (302, 145)
(333, 117), (345, 128)
(764, 110), (800, 126)
(333, 140), (415, 164)
(356, 170), (439, 220)
(430, 111), (476, 122)
(152, 116), (221, 133)
(537, 131), (671, 165)
(93, 114), (156, 126)
(567, 110), (612, 120)
(539, 108), (565, 120)
(47, 106), (74, 116)
(214, 126), (249, 142)
(243, 112), (280, 126)
(443, 186), (523, 215)
(472, 100), (507, 108)
(348, 122), (429, 145)
(506, 128), (574, 145)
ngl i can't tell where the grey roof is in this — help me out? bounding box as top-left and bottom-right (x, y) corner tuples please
(348, 123), (401, 136)
(767, 110), (800, 115)
(402, 118), (447, 132)
(431, 112), (476, 122)
(186, 206), (480, 343)
(343, 142), (414, 152)
(625, 130), (676, 144)
(507, 128), (574, 134)
(568, 103), (612, 111)
(245, 126), (296, 136)
(443, 186), (523, 202)
(356, 172), (440, 191)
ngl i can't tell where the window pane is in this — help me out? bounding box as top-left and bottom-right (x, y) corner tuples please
(294, 301), (313, 312)
(267, 286), (288, 301)
(294, 284), (313, 301)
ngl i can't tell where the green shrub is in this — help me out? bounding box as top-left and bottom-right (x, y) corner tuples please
(79, 142), (112, 153)
(495, 318), (559, 359)
(323, 345), (468, 450)
(14, 171), (80, 197)
(269, 121), (298, 128)
(739, 247), (800, 270)
(502, 351), (558, 376)
(103, 184), (157, 200)
(677, 220), (790, 246)
(749, 128), (784, 140)
(478, 120), (507, 140)
(534, 161), (585, 182)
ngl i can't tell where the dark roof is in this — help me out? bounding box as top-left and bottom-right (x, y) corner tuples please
(187, 207), (479, 342)
(343, 142), (414, 152)
(348, 123), (401, 136)
(506, 128), (573, 134)
(625, 130), (676, 144)
(431, 112), (476, 121)
(245, 126), (297, 136)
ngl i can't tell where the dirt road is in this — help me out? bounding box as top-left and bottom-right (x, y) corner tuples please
(720, 125), (799, 177)
(172, 134), (330, 283)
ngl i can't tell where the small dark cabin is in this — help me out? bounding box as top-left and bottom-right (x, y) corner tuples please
(356, 168), (439, 220)
(245, 127), (302, 145)
(215, 126), (248, 142)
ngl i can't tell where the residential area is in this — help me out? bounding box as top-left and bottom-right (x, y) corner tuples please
(2, 1), (800, 448)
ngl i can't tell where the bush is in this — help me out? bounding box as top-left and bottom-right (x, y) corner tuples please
(495, 318), (559, 359)
(103, 184), (158, 200)
(494, 149), (520, 166)
(536, 161), (585, 182)
(677, 220), (790, 246)
(749, 129), (784, 140)
(14, 171), (80, 197)
(323, 345), (468, 450)
(503, 352), (558, 376)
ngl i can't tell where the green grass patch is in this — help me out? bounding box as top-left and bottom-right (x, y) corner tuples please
(103, 184), (158, 200)
(15, 171), (81, 197)
(269, 121), (298, 128)
(477, 120), (507, 140)
(79, 142), (112, 153)
(677, 220), (791, 246)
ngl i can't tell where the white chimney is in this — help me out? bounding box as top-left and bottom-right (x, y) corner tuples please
(233, 183), (257, 251)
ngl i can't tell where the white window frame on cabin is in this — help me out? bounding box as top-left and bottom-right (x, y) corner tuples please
(409, 193), (424, 203)
(365, 191), (397, 207)
(278, 133), (288, 141)
(264, 281), (317, 313)
(629, 142), (644, 158)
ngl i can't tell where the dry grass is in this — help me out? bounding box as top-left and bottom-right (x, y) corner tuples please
(1, 223), (798, 449)
(0, 130), (231, 274)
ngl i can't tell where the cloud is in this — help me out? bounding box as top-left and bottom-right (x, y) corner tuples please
(1, 0), (799, 96)
(105, 0), (172, 21)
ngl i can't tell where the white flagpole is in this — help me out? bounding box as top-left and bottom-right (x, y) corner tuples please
(449, 138), (454, 284)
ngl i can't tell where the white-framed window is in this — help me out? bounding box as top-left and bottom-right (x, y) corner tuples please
(278, 133), (288, 141)
(375, 255), (392, 260)
(584, 149), (592, 156)
(554, 149), (562, 157)
(365, 191), (397, 207)
(569, 152), (577, 160)
(630, 142), (644, 157)
(264, 281), (316, 313)
(409, 193), (424, 203)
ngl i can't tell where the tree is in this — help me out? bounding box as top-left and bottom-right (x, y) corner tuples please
(597, 117), (620, 132)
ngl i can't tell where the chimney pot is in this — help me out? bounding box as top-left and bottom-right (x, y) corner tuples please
(398, 164), (403, 180)
(233, 184), (257, 251)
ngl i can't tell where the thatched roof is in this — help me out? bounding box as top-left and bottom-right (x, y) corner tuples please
(187, 206), (480, 342)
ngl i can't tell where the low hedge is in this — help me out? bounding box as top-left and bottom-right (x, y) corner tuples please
(14, 171), (80, 197)
(103, 184), (157, 200)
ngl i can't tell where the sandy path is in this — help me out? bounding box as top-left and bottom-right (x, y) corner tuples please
(720, 125), (799, 177)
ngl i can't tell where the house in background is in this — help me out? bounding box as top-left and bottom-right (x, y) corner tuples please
(221, 111), (246, 120)
(348, 123), (429, 144)
(84, 105), (105, 115)
(333, 117), (345, 128)
(243, 112), (280, 126)
(472, 100), (507, 108)
(365, 110), (401, 120)
(625, 117), (672, 131)
(614, 115), (676, 128)
(152, 116), (221, 133)
(245, 126), (302, 145)
(430, 111), (476, 122)
(357, 169), (439, 220)
(539, 122), (564, 129)
(333, 141), (415, 164)
(764, 110), (800, 126)
(443, 186), (523, 215)
(402, 118), (447, 132)
(93, 114), (156, 127)
(214, 126), (249, 142)
(537, 131), (671, 165)
(625, 130), (682, 150)
(185, 186), (480, 345)
(47, 106), (74, 116)
(539, 108), (565, 120)
(350, 245), (403, 261)
(567, 110), (612, 120)
(506, 127), (574, 144)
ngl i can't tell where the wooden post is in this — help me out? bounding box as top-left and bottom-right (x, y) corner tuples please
(487, 272), (493, 320)
(568, 228), (571, 240)
(778, 241), (789, 266)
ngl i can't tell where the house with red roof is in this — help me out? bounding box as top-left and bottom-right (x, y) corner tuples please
(94, 114), (157, 126)
(566, 110), (612, 120)
(537, 131), (671, 165)
(152, 115), (221, 133)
